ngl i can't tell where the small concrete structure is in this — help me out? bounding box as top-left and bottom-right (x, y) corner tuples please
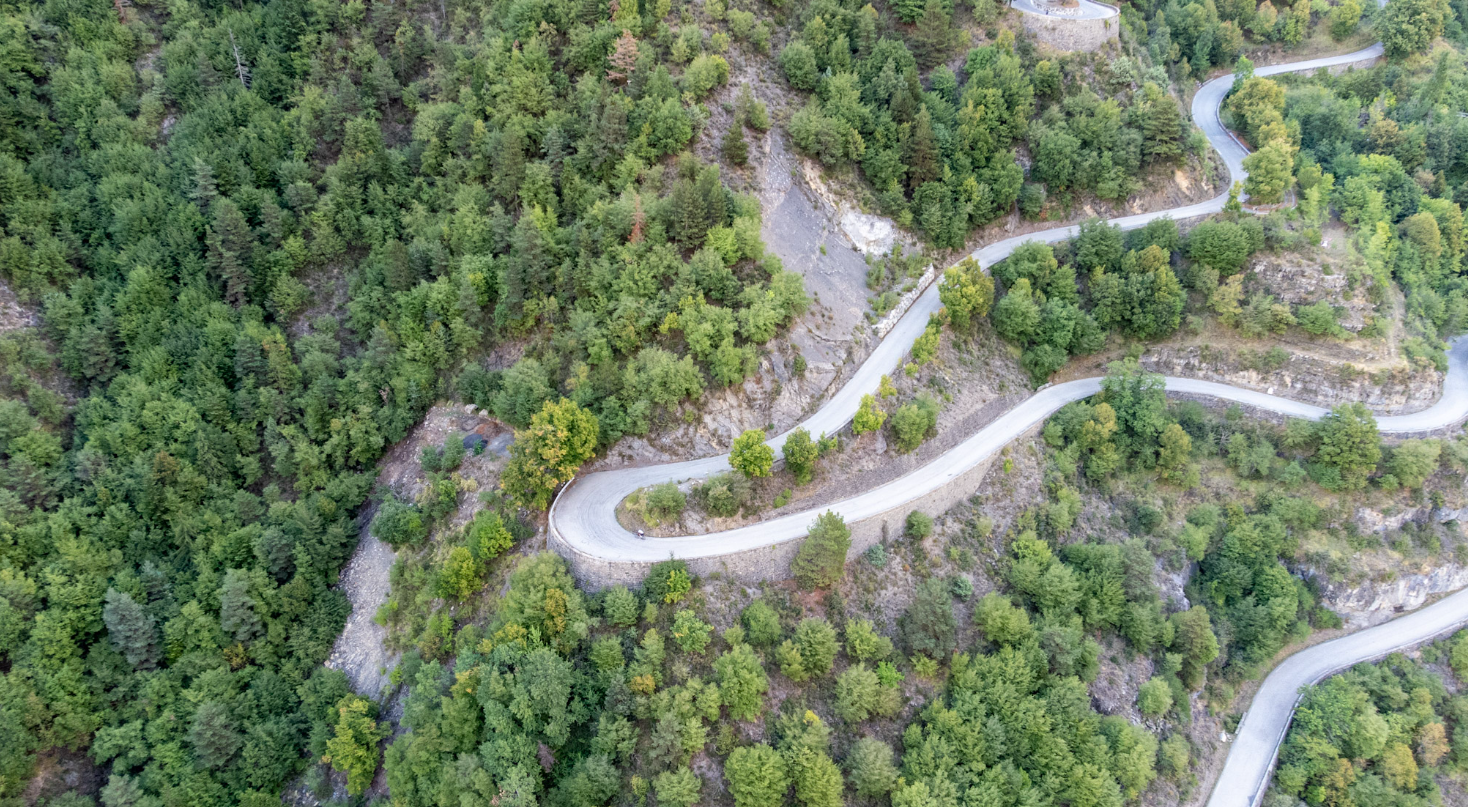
(1012, 0), (1120, 52)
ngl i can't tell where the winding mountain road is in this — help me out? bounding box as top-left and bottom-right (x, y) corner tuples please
(549, 15), (1467, 807)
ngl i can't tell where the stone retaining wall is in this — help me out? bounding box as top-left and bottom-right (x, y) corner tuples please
(550, 425), (1035, 590)
(1322, 53), (1382, 74)
(1019, 10), (1118, 52)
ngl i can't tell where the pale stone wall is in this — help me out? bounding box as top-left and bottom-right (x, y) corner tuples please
(1019, 10), (1119, 53)
(550, 427), (1034, 590)
(1140, 347), (1443, 416)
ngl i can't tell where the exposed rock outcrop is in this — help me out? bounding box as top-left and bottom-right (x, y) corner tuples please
(1141, 346), (1441, 415)
(1323, 564), (1468, 628)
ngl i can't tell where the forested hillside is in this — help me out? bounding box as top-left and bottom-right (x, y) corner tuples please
(959, 6), (1468, 383)
(780, 24), (1195, 246)
(0, 0), (813, 799)
(773, 0), (1208, 246)
(370, 358), (1468, 807)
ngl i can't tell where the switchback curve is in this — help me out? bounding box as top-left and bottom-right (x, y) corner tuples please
(550, 36), (1425, 567)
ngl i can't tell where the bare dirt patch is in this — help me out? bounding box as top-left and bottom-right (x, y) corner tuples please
(22, 749), (101, 806)
(0, 277), (40, 335)
(325, 403), (513, 698)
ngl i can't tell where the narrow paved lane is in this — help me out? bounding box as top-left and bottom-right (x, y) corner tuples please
(551, 339), (1468, 564)
(1206, 584), (1468, 807)
(548, 12), (1468, 807)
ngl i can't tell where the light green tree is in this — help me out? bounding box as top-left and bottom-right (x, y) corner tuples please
(603, 585), (640, 627)
(671, 609), (713, 654)
(789, 746), (843, 807)
(975, 592), (1032, 645)
(1157, 423), (1198, 488)
(891, 396), (939, 453)
(1379, 0), (1449, 59)
(834, 664), (898, 722)
(992, 278), (1041, 344)
(742, 600), (783, 646)
(725, 744), (789, 807)
(846, 737), (899, 796)
(1169, 605), (1220, 689)
(789, 617), (839, 678)
(1388, 439), (1441, 488)
(853, 394), (885, 435)
(782, 428), (819, 485)
(502, 398), (600, 510)
(438, 546), (483, 601)
(1314, 403), (1381, 490)
(323, 695), (386, 796)
(844, 618), (893, 661)
(654, 769), (702, 807)
(1137, 677), (1172, 717)
(730, 429), (774, 478)
(715, 642), (769, 720)
(1329, 0), (1363, 38)
(1243, 141), (1294, 205)
(939, 257), (995, 330)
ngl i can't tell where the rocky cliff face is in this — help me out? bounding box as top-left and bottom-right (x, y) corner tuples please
(1315, 505), (1468, 628)
(1323, 563), (1468, 628)
(1249, 251), (1376, 334)
(1141, 346), (1441, 415)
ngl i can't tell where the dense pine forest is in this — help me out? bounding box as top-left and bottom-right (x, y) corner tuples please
(0, 0), (815, 799)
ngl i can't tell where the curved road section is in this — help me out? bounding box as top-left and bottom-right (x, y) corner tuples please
(1209, 584), (1468, 807)
(549, 12), (1465, 807)
(553, 338), (1468, 564)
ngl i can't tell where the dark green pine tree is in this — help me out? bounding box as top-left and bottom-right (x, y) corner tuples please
(189, 157), (218, 212)
(722, 116), (750, 166)
(103, 588), (160, 669)
(911, 0), (956, 69)
(906, 107), (942, 193)
(219, 568), (262, 644)
(188, 701), (242, 769)
(1139, 83), (1185, 162)
(206, 198), (255, 308)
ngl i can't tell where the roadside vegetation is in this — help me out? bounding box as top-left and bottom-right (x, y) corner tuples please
(1268, 629), (1468, 806)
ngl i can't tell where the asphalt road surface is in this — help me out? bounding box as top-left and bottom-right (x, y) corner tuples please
(551, 338), (1468, 565)
(1207, 584), (1468, 807)
(550, 7), (1466, 806)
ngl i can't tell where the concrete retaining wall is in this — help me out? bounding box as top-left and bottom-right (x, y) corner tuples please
(551, 425), (1038, 590)
(1324, 54), (1381, 74)
(1019, 10), (1119, 52)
